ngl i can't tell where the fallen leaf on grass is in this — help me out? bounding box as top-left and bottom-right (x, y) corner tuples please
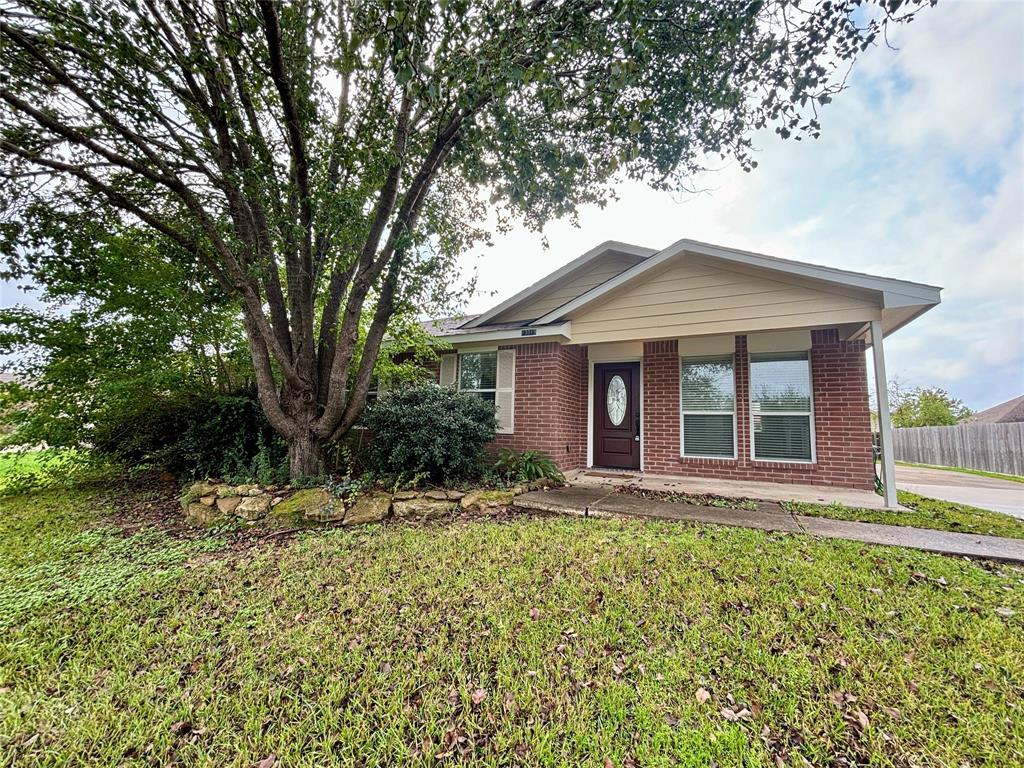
(721, 707), (752, 722)
(995, 607), (1015, 618)
(471, 688), (487, 705)
(258, 755), (276, 768)
(696, 687), (711, 704)
(529, 607), (541, 621)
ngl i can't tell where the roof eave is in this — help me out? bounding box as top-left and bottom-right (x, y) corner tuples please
(428, 321), (572, 346)
(531, 238), (944, 327)
(461, 240), (655, 329)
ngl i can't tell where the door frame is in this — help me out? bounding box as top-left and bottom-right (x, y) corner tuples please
(587, 356), (644, 471)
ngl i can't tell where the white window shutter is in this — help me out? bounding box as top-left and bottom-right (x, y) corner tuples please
(495, 349), (516, 434)
(439, 354), (457, 388)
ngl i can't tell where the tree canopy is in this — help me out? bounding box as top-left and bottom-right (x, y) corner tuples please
(890, 382), (973, 428)
(0, 0), (932, 476)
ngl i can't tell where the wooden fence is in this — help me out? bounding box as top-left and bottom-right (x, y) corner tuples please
(892, 422), (1024, 476)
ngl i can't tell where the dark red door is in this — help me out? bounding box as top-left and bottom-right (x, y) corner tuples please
(593, 362), (641, 470)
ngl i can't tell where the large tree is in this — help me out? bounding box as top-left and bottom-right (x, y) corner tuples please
(0, 0), (931, 477)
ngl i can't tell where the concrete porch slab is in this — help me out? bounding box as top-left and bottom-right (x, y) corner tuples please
(565, 469), (890, 510)
(515, 486), (1024, 563)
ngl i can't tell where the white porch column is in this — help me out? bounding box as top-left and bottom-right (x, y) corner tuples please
(871, 320), (898, 508)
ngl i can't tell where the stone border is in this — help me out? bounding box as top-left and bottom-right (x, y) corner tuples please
(182, 480), (556, 528)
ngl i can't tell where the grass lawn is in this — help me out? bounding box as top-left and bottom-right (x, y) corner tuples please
(784, 491), (1024, 540)
(1, 484), (1022, 767)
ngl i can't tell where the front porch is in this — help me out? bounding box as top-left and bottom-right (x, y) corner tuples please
(564, 468), (890, 509)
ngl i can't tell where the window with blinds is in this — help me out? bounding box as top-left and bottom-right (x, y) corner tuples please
(458, 351), (497, 404)
(749, 352), (814, 462)
(453, 350), (516, 434)
(680, 356), (735, 458)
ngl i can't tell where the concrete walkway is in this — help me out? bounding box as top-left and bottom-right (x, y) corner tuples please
(895, 465), (1024, 518)
(564, 469), (891, 509)
(515, 486), (1024, 563)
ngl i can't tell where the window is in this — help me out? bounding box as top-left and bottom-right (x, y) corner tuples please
(680, 356), (735, 458)
(749, 352), (814, 462)
(458, 351), (497, 404)
(443, 349), (515, 434)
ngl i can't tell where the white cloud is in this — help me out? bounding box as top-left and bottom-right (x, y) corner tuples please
(459, 0), (1024, 411)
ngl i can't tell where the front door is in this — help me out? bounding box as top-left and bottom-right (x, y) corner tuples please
(593, 362), (641, 470)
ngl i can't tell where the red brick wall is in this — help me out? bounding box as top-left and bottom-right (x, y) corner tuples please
(642, 330), (875, 489)
(493, 342), (588, 471)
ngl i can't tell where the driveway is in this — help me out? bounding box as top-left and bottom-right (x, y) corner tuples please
(896, 465), (1024, 518)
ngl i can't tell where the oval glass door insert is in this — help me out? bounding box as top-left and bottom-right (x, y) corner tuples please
(606, 375), (627, 426)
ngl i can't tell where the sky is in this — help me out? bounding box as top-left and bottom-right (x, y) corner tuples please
(456, 0), (1024, 412)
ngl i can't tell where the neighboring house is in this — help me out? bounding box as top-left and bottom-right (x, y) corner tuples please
(424, 239), (941, 506)
(966, 395), (1024, 424)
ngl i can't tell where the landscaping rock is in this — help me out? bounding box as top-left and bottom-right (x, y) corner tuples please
(216, 485), (238, 498)
(270, 496), (283, 507)
(424, 489), (449, 500)
(393, 497), (455, 520)
(460, 489), (515, 511)
(216, 496), (242, 515)
(182, 480), (220, 508)
(236, 484), (262, 497)
(343, 494), (392, 526)
(445, 490), (466, 500)
(236, 495), (272, 521)
(198, 494), (216, 507)
(272, 488), (333, 519)
(186, 502), (225, 526)
(393, 490), (419, 501)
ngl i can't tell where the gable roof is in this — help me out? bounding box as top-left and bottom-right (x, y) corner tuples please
(527, 238), (941, 340)
(460, 240), (656, 329)
(432, 237), (941, 345)
(967, 395), (1024, 424)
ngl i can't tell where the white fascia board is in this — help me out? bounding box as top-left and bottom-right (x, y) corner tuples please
(881, 288), (941, 308)
(532, 238), (943, 326)
(429, 322), (572, 346)
(461, 240), (655, 329)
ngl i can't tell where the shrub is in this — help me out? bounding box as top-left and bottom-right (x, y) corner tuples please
(363, 385), (496, 484)
(91, 388), (288, 482)
(493, 449), (564, 485)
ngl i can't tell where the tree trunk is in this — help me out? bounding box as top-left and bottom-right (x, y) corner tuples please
(287, 429), (325, 480)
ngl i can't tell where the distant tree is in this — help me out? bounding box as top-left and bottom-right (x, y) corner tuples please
(889, 380), (973, 428)
(0, 0), (933, 477)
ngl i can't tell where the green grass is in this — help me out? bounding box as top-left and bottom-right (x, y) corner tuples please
(0, 449), (111, 496)
(785, 491), (1024, 540)
(895, 461), (1024, 485)
(0, 451), (45, 490)
(1, 487), (1022, 766)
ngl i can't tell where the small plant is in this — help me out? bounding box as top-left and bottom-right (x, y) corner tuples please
(493, 449), (564, 486)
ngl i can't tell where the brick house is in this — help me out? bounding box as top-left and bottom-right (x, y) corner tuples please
(424, 239), (941, 507)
